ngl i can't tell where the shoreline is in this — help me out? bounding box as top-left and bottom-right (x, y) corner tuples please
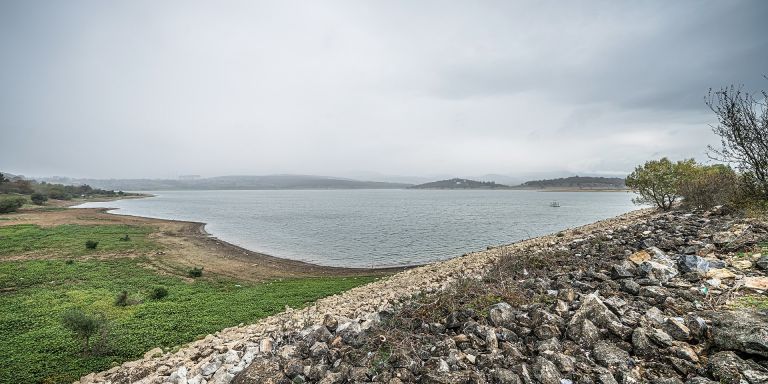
(78, 206), (657, 383)
(4, 197), (410, 279)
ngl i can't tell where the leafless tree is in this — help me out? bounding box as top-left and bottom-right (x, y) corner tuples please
(706, 81), (768, 199)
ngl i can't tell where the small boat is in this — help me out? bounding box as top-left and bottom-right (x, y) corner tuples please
(549, 201), (561, 207)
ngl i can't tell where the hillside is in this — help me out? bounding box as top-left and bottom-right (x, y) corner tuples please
(514, 176), (626, 190)
(38, 175), (412, 191)
(409, 178), (511, 189)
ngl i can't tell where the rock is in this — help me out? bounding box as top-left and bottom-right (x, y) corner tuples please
(712, 232), (736, 245)
(335, 320), (362, 345)
(707, 310), (768, 357)
(144, 347), (164, 360)
(629, 250), (651, 265)
(532, 356), (561, 384)
(488, 302), (515, 327)
(231, 358), (285, 384)
(611, 264), (634, 279)
(620, 279), (641, 295)
(259, 338), (273, 354)
(678, 255), (710, 274)
(491, 369), (522, 384)
(684, 315), (708, 341)
(706, 269), (736, 279)
(664, 317), (691, 341)
(639, 261), (678, 283)
(732, 260), (753, 270)
(323, 314), (339, 331)
(632, 327), (657, 356)
(201, 361), (222, 377)
(755, 255), (768, 270)
(309, 342), (329, 358)
(744, 276), (768, 291)
(567, 294), (630, 345)
(670, 344), (699, 363)
(592, 340), (629, 370)
(639, 286), (669, 302)
(707, 350), (768, 384)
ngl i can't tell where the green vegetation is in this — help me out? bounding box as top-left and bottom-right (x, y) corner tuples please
(0, 195), (27, 213)
(0, 224), (158, 256)
(626, 158), (696, 211)
(61, 309), (108, 355)
(188, 266), (204, 277)
(30, 192), (48, 205)
(0, 171), (131, 208)
(409, 178), (511, 189)
(733, 295), (768, 310)
(0, 258), (377, 383)
(149, 286), (168, 300)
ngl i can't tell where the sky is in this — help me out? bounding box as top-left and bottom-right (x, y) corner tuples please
(1, 0), (766, 181)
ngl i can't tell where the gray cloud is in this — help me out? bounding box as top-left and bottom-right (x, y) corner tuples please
(1, 0), (765, 179)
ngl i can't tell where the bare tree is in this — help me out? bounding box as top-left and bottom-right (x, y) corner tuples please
(706, 82), (768, 199)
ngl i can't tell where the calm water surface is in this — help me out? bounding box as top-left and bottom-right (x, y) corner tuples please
(76, 190), (638, 267)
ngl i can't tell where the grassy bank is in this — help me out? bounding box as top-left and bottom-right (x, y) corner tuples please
(0, 224), (159, 256)
(0, 223), (378, 383)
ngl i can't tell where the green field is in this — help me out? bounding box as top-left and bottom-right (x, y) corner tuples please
(0, 224), (160, 256)
(0, 224), (378, 383)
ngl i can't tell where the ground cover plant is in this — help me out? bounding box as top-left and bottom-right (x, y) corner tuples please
(0, 258), (377, 383)
(0, 224), (158, 256)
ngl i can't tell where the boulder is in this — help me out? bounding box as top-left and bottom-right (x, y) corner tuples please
(592, 340), (630, 370)
(706, 310), (768, 357)
(707, 350), (768, 384)
(567, 294), (631, 345)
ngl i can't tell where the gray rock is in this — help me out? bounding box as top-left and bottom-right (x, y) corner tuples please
(532, 356), (561, 384)
(488, 302), (515, 328)
(664, 317), (691, 341)
(592, 340), (629, 370)
(707, 350), (768, 384)
(610, 264), (634, 279)
(707, 310), (768, 357)
(756, 255), (768, 270)
(567, 294), (631, 345)
(678, 255), (710, 274)
(620, 279), (641, 295)
(491, 368), (522, 384)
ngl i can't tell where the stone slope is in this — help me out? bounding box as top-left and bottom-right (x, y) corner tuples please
(78, 208), (768, 383)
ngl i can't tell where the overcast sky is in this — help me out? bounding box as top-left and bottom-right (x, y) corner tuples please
(1, 0), (766, 180)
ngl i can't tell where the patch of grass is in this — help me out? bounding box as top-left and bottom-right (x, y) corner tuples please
(0, 258), (378, 383)
(734, 295), (768, 310)
(0, 224), (159, 256)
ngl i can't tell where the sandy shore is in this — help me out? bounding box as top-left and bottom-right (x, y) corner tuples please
(1, 199), (409, 281)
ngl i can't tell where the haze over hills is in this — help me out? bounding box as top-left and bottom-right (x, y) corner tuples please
(26, 173), (627, 192)
(39, 175), (412, 191)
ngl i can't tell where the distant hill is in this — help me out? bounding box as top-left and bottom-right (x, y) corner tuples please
(409, 178), (512, 190)
(513, 176), (627, 190)
(39, 174), (413, 191)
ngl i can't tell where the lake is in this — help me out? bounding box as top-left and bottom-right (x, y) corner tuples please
(76, 190), (638, 268)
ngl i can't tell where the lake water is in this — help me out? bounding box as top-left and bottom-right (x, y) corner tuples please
(75, 190), (638, 268)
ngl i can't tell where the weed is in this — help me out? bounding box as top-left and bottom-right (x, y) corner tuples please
(85, 240), (99, 250)
(188, 267), (204, 278)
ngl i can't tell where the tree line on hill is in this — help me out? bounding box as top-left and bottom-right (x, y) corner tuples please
(0, 173), (125, 213)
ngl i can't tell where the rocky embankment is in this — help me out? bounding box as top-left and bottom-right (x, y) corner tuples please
(79, 208), (768, 384)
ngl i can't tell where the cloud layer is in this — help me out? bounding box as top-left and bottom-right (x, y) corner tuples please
(1, 0), (766, 179)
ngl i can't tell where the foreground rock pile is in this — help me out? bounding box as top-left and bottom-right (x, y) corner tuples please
(79, 209), (768, 384)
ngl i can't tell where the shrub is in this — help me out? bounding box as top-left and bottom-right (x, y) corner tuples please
(85, 240), (99, 250)
(149, 286), (168, 300)
(114, 291), (129, 307)
(626, 158), (697, 211)
(188, 267), (204, 278)
(0, 196), (26, 213)
(678, 164), (741, 210)
(119, 234), (130, 241)
(30, 192), (48, 205)
(65, 259), (74, 265)
(61, 308), (106, 355)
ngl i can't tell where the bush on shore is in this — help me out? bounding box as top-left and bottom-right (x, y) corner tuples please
(188, 267), (204, 278)
(30, 192), (48, 205)
(0, 196), (27, 214)
(85, 240), (99, 250)
(61, 308), (108, 355)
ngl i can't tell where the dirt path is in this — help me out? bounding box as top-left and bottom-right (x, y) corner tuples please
(0, 203), (408, 281)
